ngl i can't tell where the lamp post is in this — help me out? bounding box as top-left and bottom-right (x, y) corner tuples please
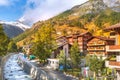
(64, 51), (67, 72)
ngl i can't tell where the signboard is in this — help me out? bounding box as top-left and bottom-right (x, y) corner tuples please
(81, 67), (89, 77)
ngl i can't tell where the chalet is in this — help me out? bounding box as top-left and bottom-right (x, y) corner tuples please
(87, 36), (114, 58)
(104, 23), (120, 80)
(53, 36), (69, 58)
(54, 32), (93, 58)
(67, 32), (92, 54)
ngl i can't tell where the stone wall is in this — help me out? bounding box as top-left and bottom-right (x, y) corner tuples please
(17, 55), (54, 80)
(1, 53), (14, 80)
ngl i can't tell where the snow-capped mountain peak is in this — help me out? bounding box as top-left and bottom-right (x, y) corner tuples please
(0, 20), (30, 31)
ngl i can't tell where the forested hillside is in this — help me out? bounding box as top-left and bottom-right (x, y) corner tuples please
(14, 0), (120, 46)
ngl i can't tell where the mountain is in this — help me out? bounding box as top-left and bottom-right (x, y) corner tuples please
(0, 21), (30, 38)
(104, 0), (120, 12)
(14, 0), (120, 46)
(103, 0), (120, 7)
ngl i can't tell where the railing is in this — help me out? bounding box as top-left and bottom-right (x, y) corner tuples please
(105, 60), (120, 68)
(106, 45), (120, 52)
(109, 61), (120, 66)
(87, 48), (105, 51)
(87, 43), (105, 46)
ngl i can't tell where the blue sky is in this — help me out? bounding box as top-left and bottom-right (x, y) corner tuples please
(0, 0), (27, 21)
(0, 0), (88, 25)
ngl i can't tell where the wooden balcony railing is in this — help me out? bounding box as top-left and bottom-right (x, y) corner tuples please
(106, 45), (120, 52)
(87, 43), (105, 46)
(109, 61), (120, 66)
(87, 48), (105, 51)
(109, 45), (120, 50)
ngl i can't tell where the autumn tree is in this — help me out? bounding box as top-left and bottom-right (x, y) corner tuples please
(32, 25), (56, 62)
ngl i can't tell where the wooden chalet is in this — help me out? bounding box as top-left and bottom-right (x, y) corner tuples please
(87, 36), (114, 56)
(54, 32), (93, 58)
(104, 23), (120, 80)
(67, 32), (92, 54)
(53, 36), (69, 58)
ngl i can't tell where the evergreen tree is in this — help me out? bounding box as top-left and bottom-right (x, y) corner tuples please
(0, 25), (9, 56)
(8, 41), (17, 52)
(57, 50), (65, 64)
(88, 55), (105, 76)
(70, 41), (80, 68)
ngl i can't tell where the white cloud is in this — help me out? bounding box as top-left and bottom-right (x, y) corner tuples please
(0, 0), (9, 6)
(19, 0), (88, 25)
(0, 0), (19, 6)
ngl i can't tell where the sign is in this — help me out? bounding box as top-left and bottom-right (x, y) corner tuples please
(81, 67), (89, 77)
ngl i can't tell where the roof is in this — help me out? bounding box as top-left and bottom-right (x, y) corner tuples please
(56, 36), (66, 40)
(104, 23), (120, 31)
(80, 31), (90, 36)
(57, 42), (68, 48)
(66, 34), (79, 38)
(89, 36), (115, 41)
(66, 31), (91, 38)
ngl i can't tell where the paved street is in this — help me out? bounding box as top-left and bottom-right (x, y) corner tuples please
(40, 67), (78, 80)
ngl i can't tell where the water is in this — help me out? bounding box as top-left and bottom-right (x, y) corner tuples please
(3, 54), (33, 80)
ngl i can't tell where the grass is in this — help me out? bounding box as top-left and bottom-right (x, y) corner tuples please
(65, 68), (81, 77)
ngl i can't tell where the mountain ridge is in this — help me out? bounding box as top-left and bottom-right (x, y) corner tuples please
(0, 21), (30, 38)
(14, 0), (120, 46)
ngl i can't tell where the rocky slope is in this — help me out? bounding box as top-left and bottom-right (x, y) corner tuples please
(0, 21), (30, 38)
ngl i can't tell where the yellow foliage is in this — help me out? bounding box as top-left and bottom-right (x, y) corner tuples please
(68, 15), (79, 20)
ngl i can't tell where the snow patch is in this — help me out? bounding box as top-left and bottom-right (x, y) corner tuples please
(0, 21), (30, 31)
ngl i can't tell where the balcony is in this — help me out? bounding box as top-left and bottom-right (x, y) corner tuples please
(110, 61), (120, 66)
(87, 47), (105, 51)
(78, 42), (83, 45)
(106, 45), (120, 52)
(106, 55), (120, 68)
(87, 43), (105, 46)
(106, 61), (120, 68)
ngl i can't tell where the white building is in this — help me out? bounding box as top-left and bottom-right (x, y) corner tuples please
(47, 59), (59, 70)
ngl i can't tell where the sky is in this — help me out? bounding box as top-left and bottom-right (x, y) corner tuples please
(0, 0), (88, 25)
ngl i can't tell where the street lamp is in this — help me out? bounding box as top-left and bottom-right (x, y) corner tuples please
(64, 49), (67, 72)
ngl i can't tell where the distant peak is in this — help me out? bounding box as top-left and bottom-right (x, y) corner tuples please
(0, 21), (30, 31)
